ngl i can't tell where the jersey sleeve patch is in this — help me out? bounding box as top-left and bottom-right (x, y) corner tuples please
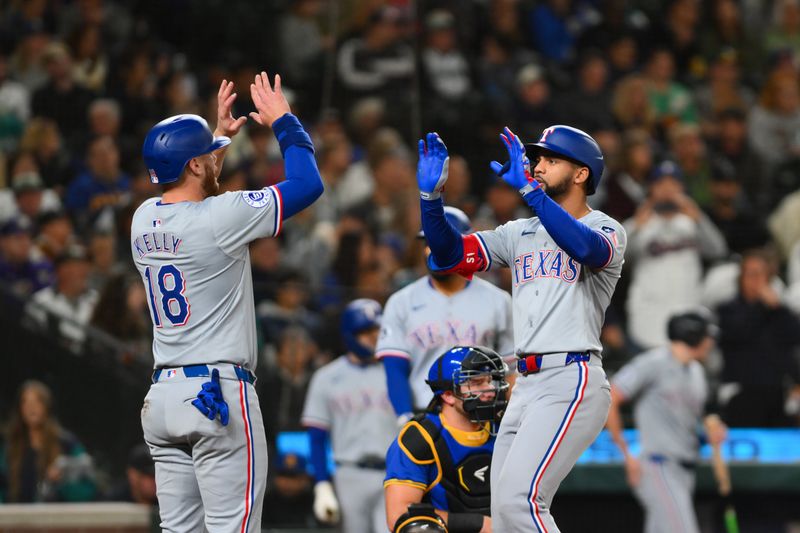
(398, 421), (436, 464)
(242, 189), (271, 208)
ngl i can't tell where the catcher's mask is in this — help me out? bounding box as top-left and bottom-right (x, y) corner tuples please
(425, 346), (508, 430)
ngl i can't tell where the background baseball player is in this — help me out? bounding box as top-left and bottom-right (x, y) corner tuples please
(377, 207), (513, 424)
(606, 311), (728, 533)
(301, 299), (397, 533)
(384, 345), (508, 533)
(133, 72), (323, 532)
(416, 125), (627, 531)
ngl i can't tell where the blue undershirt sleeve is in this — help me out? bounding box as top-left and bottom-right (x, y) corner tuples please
(272, 113), (324, 219)
(420, 198), (463, 270)
(522, 187), (611, 269)
(382, 356), (414, 416)
(307, 426), (331, 482)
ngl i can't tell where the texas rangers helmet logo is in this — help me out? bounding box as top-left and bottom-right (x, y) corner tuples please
(242, 190), (270, 208)
(539, 127), (556, 142)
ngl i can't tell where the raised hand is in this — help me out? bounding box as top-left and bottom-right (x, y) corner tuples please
(417, 132), (449, 200)
(249, 71), (291, 127)
(491, 127), (537, 193)
(214, 79), (248, 138)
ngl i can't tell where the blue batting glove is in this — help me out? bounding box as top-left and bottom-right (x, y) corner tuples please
(495, 127), (540, 194)
(191, 368), (229, 426)
(417, 132), (449, 200)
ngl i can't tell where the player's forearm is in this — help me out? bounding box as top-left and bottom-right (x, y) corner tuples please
(383, 356), (414, 416)
(606, 392), (630, 457)
(307, 426), (331, 481)
(521, 187), (611, 268)
(420, 198), (463, 270)
(272, 113), (324, 218)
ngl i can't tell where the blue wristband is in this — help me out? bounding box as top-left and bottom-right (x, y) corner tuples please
(272, 113), (314, 156)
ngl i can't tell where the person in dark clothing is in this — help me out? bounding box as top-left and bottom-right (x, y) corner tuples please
(717, 250), (800, 427)
(105, 444), (157, 504)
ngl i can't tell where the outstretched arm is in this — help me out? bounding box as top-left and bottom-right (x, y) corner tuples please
(250, 72), (323, 219)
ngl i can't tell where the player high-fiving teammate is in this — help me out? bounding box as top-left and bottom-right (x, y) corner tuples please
(134, 72), (323, 532)
(417, 126), (626, 532)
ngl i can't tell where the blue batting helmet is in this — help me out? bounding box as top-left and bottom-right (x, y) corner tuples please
(526, 125), (604, 195)
(417, 206), (472, 238)
(142, 114), (231, 184)
(425, 346), (508, 425)
(341, 299), (382, 359)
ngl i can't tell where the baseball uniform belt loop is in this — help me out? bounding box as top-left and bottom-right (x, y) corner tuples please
(152, 364), (256, 384)
(516, 352), (591, 376)
(647, 454), (696, 471)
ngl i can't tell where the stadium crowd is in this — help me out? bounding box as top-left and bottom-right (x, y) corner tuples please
(0, 0), (799, 528)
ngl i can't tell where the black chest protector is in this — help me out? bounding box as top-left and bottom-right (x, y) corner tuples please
(400, 417), (492, 515)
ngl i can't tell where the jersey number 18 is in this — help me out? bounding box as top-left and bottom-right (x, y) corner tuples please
(144, 264), (191, 327)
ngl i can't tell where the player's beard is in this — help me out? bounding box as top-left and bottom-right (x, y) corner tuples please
(201, 160), (220, 197)
(539, 173), (571, 200)
(430, 270), (457, 282)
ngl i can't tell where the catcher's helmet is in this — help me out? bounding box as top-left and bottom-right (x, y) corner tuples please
(394, 504), (448, 533)
(667, 310), (718, 348)
(526, 125), (604, 195)
(425, 346), (508, 425)
(417, 206), (472, 238)
(142, 114), (231, 184)
(340, 299), (382, 359)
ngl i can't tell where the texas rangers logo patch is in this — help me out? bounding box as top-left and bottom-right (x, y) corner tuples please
(242, 190), (270, 208)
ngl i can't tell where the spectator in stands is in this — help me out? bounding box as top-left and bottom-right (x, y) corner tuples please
(25, 244), (98, 348)
(65, 23), (108, 92)
(31, 42), (95, 151)
(65, 135), (130, 230)
(513, 64), (558, 142)
(650, 0), (703, 82)
(0, 161), (62, 223)
(83, 98), (138, 174)
(624, 161), (728, 349)
(279, 0), (327, 88)
(250, 237), (287, 306)
(717, 250), (800, 427)
(700, 0), (761, 77)
(0, 49), (31, 154)
(90, 272), (150, 355)
(336, 6), (414, 117)
(764, 0), (800, 59)
(704, 160), (770, 255)
(667, 123), (711, 206)
(605, 33), (639, 83)
(747, 71), (800, 172)
(17, 117), (74, 189)
(643, 48), (697, 130)
(257, 327), (317, 438)
(1, 380), (96, 502)
(693, 49), (754, 137)
(611, 74), (657, 133)
(6, 24), (50, 92)
(708, 108), (765, 209)
(257, 270), (323, 352)
(602, 129), (653, 222)
(105, 444), (156, 504)
(0, 217), (53, 300)
(525, 0), (598, 65)
(556, 50), (614, 132)
(35, 209), (75, 263)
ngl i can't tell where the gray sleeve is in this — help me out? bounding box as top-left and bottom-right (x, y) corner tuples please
(210, 187), (281, 257)
(376, 293), (411, 360)
(612, 355), (656, 399)
(695, 212), (728, 260)
(301, 369), (331, 429)
(475, 222), (516, 269)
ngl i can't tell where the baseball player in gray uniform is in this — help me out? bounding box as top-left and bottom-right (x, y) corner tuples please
(302, 299), (397, 533)
(607, 311), (728, 533)
(417, 125), (626, 532)
(134, 73), (323, 532)
(376, 207), (513, 423)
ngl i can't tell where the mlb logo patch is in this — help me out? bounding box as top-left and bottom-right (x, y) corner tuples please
(152, 219), (162, 228)
(148, 168), (159, 184)
(164, 369), (177, 379)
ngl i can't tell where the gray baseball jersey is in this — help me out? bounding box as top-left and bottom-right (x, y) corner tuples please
(301, 357), (397, 463)
(131, 187), (282, 370)
(302, 357), (396, 533)
(376, 276), (513, 410)
(612, 347), (708, 462)
(475, 210), (626, 354)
